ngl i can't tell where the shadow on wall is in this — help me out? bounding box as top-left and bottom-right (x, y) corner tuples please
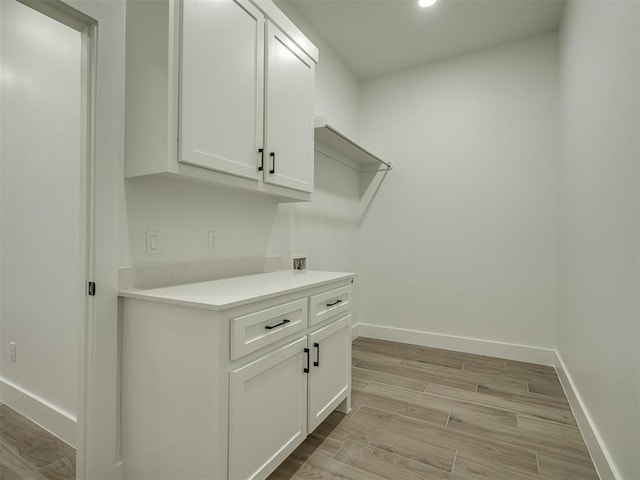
(360, 169), (390, 225)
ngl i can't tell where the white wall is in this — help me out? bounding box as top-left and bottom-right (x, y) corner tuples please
(121, 155), (360, 273)
(119, 4), (361, 273)
(558, 2), (639, 478)
(0, 1), (82, 417)
(357, 33), (559, 350)
(275, 0), (360, 140)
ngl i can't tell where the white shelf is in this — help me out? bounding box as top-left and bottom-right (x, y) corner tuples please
(314, 117), (392, 172)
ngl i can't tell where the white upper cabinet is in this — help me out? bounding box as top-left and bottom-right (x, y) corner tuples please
(264, 21), (314, 193)
(180, 0), (264, 181)
(125, 0), (318, 202)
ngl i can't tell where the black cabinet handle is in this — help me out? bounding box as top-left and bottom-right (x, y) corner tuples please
(269, 152), (275, 174)
(326, 299), (343, 307)
(258, 148), (264, 171)
(313, 342), (320, 367)
(265, 319), (290, 330)
(304, 347), (310, 373)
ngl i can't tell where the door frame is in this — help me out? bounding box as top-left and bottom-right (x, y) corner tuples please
(16, 0), (125, 478)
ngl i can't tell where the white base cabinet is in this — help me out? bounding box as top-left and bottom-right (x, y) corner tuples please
(120, 272), (353, 480)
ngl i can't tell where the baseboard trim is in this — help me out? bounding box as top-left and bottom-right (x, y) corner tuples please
(354, 323), (557, 366)
(555, 353), (619, 480)
(0, 377), (76, 447)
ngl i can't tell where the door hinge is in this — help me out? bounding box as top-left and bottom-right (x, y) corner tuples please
(88, 282), (96, 296)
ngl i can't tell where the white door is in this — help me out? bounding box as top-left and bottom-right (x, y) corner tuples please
(264, 21), (314, 193)
(229, 336), (307, 480)
(1, 0), (84, 448)
(180, 0), (264, 180)
(0, 0), (124, 478)
(307, 314), (351, 432)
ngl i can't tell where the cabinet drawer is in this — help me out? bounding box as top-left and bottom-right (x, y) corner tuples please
(308, 285), (351, 327)
(230, 298), (307, 360)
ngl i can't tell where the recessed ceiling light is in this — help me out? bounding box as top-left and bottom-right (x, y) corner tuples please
(419, 0), (438, 7)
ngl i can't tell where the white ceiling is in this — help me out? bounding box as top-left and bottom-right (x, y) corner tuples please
(277, 0), (565, 79)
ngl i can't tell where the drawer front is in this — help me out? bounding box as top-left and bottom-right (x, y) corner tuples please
(231, 298), (307, 360)
(308, 285), (351, 327)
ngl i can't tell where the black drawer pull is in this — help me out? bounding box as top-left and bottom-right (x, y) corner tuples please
(265, 319), (290, 330)
(313, 342), (320, 367)
(258, 148), (264, 171)
(326, 299), (343, 307)
(304, 348), (310, 373)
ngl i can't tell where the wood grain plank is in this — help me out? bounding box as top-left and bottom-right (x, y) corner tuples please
(348, 406), (540, 477)
(476, 384), (571, 413)
(364, 382), (518, 428)
(353, 365), (430, 392)
(354, 347), (529, 394)
(384, 345), (467, 370)
(453, 451), (540, 480)
(334, 439), (457, 480)
(356, 360), (478, 391)
(286, 449), (389, 480)
(38, 454), (75, 480)
(0, 442), (47, 480)
(426, 384), (576, 425)
(0, 405), (74, 469)
(352, 388), (450, 427)
(537, 452), (598, 480)
(446, 413), (590, 462)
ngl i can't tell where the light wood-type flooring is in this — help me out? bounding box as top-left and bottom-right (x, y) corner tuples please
(268, 337), (599, 480)
(0, 338), (598, 480)
(0, 403), (75, 480)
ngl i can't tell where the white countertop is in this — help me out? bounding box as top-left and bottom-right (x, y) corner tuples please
(118, 270), (355, 311)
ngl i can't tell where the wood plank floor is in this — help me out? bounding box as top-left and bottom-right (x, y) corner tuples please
(268, 337), (599, 480)
(0, 403), (75, 480)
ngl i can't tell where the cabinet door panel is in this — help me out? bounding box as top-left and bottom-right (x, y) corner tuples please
(181, 0), (263, 179)
(264, 21), (314, 193)
(307, 314), (351, 432)
(229, 336), (307, 480)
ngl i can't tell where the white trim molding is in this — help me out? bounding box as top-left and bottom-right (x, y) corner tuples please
(354, 323), (557, 365)
(555, 353), (619, 480)
(0, 377), (76, 446)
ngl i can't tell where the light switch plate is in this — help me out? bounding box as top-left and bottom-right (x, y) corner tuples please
(146, 231), (161, 255)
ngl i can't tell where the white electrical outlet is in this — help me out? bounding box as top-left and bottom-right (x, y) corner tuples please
(146, 231), (161, 255)
(208, 231), (217, 252)
(10, 342), (16, 362)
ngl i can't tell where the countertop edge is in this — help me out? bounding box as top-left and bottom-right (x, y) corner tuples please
(118, 271), (356, 311)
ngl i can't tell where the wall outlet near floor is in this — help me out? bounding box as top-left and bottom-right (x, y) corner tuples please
(292, 255), (307, 270)
(208, 231), (217, 253)
(10, 342), (16, 362)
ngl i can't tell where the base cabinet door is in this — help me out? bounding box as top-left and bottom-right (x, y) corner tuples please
(229, 336), (308, 480)
(307, 314), (351, 432)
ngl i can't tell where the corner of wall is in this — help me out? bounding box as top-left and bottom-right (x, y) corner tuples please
(554, 352), (620, 480)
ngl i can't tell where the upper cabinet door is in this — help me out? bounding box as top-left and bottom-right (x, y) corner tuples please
(180, 0), (264, 180)
(264, 21), (314, 193)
